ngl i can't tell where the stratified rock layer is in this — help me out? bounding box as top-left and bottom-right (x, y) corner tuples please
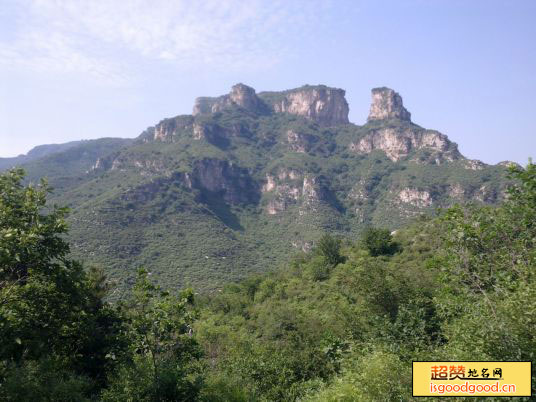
(350, 126), (460, 162)
(266, 86), (349, 126)
(193, 84), (350, 126)
(368, 87), (411, 122)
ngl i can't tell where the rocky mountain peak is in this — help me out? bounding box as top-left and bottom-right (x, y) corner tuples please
(261, 85), (349, 127)
(193, 83), (261, 115)
(192, 84), (350, 127)
(368, 87), (411, 122)
(229, 83), (260, 110)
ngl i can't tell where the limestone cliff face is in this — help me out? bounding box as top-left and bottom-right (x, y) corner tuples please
(194, 84), (350, 127)
(192, 121), (225, 143)
(261, 169), (332, 214)
(348, 87), (460, 162)
(126, 83), (505, 222)
(262, 170), (302, 215)
(301, 176), (329, 206)
(193, 83), (261, 115)
(90, 157), (111, 171)
(228, 83), (261, 111)
(398, 188), (433, 207)
(153, 116), (194, 142)
(98, 154), (171, 177)
(350, 127), (459, 162)
(266, 86), (349, 127)
(368, 87), (411, 122)
(188, 158), (258, 205)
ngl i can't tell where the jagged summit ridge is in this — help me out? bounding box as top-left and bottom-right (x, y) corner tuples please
(147, 83), (471, 166)
(192, 83), (349, 127)
(260, 85), (349, 126)
(192, 84), (413, 126)
(368, 87), (411, 122)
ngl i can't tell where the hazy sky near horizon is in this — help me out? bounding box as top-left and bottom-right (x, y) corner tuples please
(0, 0), (534, 164)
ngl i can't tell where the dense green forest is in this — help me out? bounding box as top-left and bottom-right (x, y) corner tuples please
(0, 163), (535, 401)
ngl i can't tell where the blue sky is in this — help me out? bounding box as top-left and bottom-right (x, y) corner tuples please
(0, 0), (534, 164)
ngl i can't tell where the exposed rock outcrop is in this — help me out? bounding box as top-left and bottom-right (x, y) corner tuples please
(90, 157), (111, 171)
(192, 122), (224, 143)
(449, 183), (466, 200)
(263, 85), (349, 126)
(194, 84), (350, 127)
(193, 83), (262, 115)
(286, 130), (316, 153)
(261, 169), (333, 214)
(228, 83), (261, 111)
(189, 158), (258, 205)
(291, 240), (313, 253)
(302, 176), (326, 204)
(497, 161), (522, 169)
(349, 178), (370, 203)
(102, 155), (172, 177)
(262, 170), (302, 215)
(464, 159), (486, 170)
(473, 184), (499, 203)
(153, 116), (194, 142)
(368, 87), (411, 122)
(398, 188), (433, 207)
(350, 127), (459, 162)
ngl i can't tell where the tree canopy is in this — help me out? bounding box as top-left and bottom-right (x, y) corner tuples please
(0, 163), (535, 401)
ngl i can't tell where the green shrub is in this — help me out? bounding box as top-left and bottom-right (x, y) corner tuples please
(314, 234), (346, 266)
(361, 227), (400, 256)
(0, 358), (93, 402)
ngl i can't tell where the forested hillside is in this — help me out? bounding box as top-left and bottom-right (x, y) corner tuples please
(1, 85), (513, 293)
(1, 163), (534, 401)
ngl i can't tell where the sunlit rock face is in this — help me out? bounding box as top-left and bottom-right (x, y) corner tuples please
(286, 130), (316, 153)
(350, 127), (458, 162)
(261, 169), (330, 215)
(153, 116), (194, 142)
(270, 86), (349, 126)
(262, 169), (304, 215)
(348, 87), (462, 162)
(193, 83), (262, 115)
(368, 87), (411, 122)
(193, 83), (350, 127)
(398, 188), (433, 207)
(192, 122), (223, 143)
(228, 83), (261, 111)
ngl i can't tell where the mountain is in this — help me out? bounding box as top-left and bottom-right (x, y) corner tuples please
(0, 141), (86, 170)
(4, 84), (515, 292)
